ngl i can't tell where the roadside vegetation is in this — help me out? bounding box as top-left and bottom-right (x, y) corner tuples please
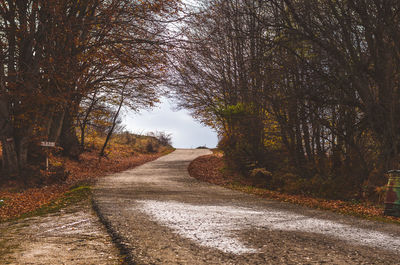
(0, 131), (173, 221)
(170, 1), (400, 205)
(189, 152), (400, 224)
(1, 0), (399, 220)
(0, 1), (179, 185)
(0, 0), (178, 221)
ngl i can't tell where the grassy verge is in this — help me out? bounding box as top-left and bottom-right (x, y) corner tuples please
(16, 185), (92, 221)
(189, 153), (400, 225)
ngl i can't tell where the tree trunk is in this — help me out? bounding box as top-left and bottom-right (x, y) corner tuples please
(48, 110), (66, 143)
(1, 138), (19, 175)
(100, 94), (124, 157)
(80, 126), (86, 150)
(79, 92), (98, 150)
(301, 104), (313, 163)
(59, 108), (81, 160)
(0, 93), (19, 175)
(17, 136), (29, 169)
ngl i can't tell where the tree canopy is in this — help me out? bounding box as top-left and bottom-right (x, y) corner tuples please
(169, 0), (400, 200)
(0, 0), (180, 177)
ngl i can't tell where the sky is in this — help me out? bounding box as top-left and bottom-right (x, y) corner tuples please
(123, 97), (218, 148)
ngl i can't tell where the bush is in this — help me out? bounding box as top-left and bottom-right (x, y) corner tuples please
(122, 131), (137, 145)
(147, 131), (172, 146)
(145, 140), (159, 153)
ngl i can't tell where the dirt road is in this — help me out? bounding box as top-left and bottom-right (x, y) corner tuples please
(93, 149), (400, 264)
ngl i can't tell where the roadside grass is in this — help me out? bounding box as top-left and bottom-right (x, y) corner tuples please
(189, 153), (400, 225)
(16, 185), (92, 220)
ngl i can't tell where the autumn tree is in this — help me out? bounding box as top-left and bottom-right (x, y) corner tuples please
(171, 0), (400, 200)
(0, 0), (180, 178)
(169, 0), (277, 171)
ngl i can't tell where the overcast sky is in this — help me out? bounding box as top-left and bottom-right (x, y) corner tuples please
(123, 97), (218, 148)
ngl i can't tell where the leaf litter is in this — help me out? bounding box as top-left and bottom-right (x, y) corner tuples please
(188, 153), (400, 224)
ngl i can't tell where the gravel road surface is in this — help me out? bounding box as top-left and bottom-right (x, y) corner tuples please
(93, 149), (400, 264)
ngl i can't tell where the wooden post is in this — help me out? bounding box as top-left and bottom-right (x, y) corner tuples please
(41, 142), (56, 171)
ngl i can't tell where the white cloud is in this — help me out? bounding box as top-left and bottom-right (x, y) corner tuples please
(123, 97), (218, 148)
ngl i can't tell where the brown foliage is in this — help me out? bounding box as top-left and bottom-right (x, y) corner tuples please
(171, 0), (400, 203)
(0, 0), (180, 175)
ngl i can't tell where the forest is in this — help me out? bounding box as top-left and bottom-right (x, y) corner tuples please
(0, 0), (178, 182)
(0, 0), (399, 203)
(1, 2), (400, 263)
(169, 0), (400, 201)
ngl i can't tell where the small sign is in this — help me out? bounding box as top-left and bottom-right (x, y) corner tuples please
(41, 141), (56, 147)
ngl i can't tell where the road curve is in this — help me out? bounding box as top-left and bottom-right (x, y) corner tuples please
(93, 149), (400, 264)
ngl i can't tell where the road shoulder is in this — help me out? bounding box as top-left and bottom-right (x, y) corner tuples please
(0, 198), (122, 264)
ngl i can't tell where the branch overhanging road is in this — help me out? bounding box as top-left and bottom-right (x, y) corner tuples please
(93, 149), (400, 264)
